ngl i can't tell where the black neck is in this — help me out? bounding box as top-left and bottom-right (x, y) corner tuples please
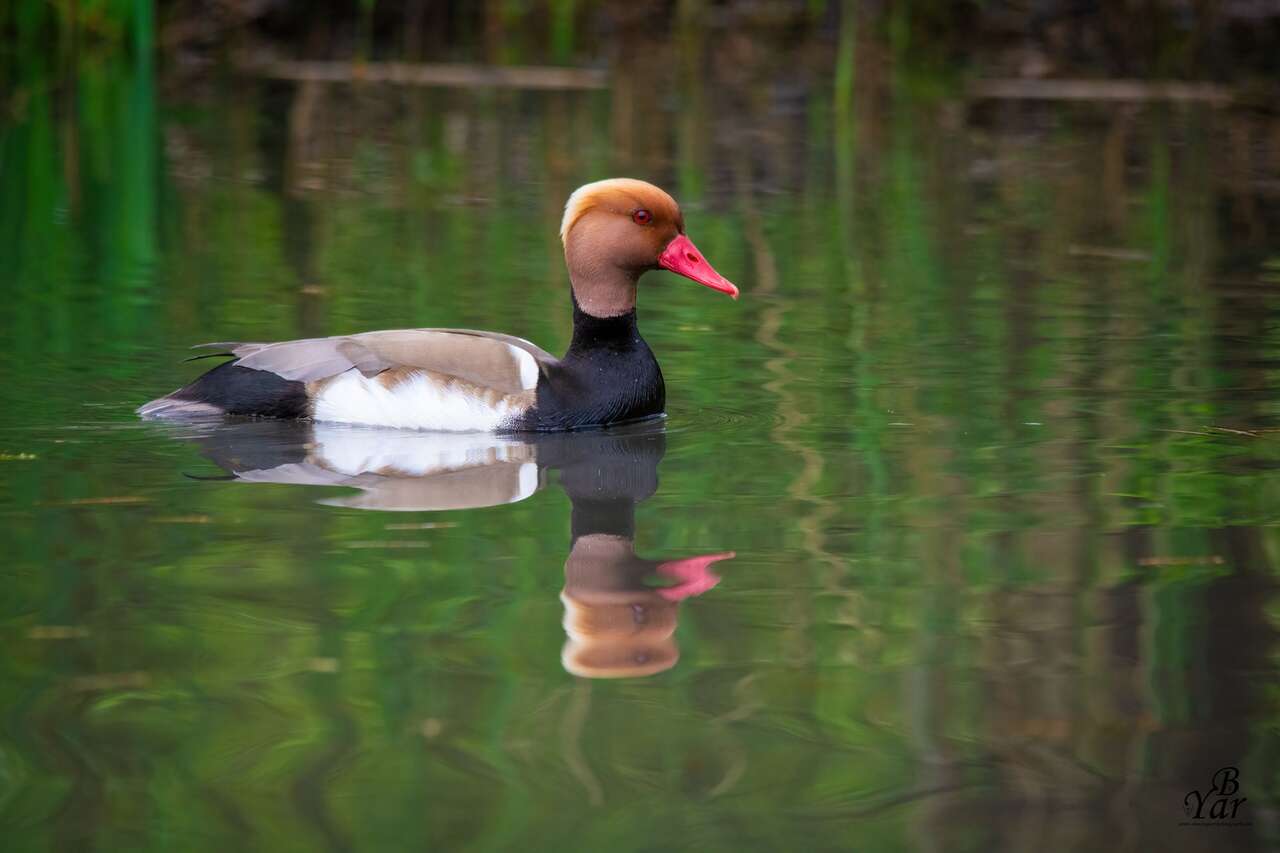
(521, 294), (664, 431)
(565, 295), (641, 357)
(570, 497), (637, 542)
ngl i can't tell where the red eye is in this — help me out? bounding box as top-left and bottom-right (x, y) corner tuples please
(632, 209), (652, 225)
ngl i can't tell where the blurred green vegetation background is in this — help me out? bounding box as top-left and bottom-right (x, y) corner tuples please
(2, 1), (1279, 851)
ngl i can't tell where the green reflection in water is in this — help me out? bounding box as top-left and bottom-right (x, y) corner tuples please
(1, 6), (1279, 852)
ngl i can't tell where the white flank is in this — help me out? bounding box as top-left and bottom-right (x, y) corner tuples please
(312, 370), (522, 432)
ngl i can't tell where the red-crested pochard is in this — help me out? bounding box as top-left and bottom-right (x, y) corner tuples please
(138, 179), (738, 431)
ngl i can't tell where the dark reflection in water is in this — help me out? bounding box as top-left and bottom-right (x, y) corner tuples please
(177, 420), (732, 679)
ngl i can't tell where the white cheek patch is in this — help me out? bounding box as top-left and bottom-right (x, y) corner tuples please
(312, 370), (524, 432)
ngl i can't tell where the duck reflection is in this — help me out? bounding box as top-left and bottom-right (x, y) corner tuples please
(174, 419), (732, 678)
(550, 430), (733, 678)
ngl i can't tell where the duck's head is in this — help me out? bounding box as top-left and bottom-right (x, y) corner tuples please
(560, 178), (739, 318)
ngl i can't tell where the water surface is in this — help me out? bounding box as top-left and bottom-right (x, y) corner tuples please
(2, 38), (1279, 853)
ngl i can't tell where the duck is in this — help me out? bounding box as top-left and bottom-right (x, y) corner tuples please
(138, 178), (738, 432)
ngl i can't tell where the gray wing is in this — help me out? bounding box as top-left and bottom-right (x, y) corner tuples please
(193, 328), (557, 395)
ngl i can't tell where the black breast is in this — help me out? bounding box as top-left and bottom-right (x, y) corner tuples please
(519, 307), (665, 431)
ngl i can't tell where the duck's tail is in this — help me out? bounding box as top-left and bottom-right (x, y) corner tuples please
(138, 360), (310, 420)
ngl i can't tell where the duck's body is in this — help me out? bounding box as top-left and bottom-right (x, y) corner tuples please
(143, 304), (663, 432)
(139, 179), (735, 432)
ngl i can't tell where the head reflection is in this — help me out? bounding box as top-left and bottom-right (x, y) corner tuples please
(551, 431), (733, 678)
(177, 419), (732, 678)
